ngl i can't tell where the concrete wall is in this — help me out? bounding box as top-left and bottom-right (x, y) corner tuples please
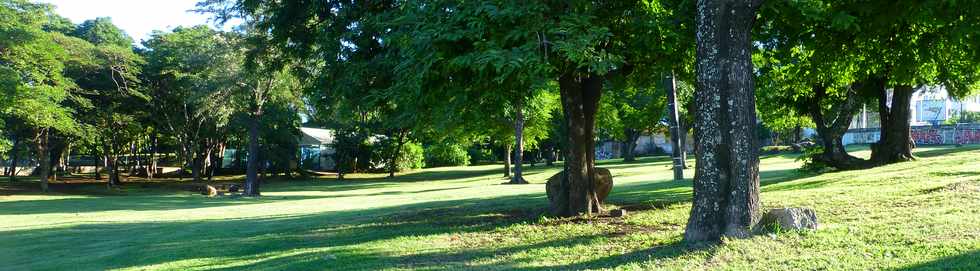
(842, 124), (980, 145)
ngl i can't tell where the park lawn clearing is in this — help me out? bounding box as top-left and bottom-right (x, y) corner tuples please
(1, 145), (979, 270)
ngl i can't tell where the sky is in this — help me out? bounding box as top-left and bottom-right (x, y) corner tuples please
(35, 0), (222, 44)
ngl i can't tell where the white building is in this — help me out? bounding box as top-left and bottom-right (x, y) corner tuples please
(910, 86), (980, 126)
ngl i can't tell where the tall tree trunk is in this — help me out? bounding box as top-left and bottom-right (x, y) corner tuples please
(388, 130), (406, 178)
(511, 99), (528, 184)
(8, 136), (18, 182)
(622, 129), (639, 162)
(794, 124), (802, 143)
(685, 0), (762, 243)
(192, 153), (203, 183)
(106, 154), (121, 187)
(552, 72), (604, 217)
(872, 84), (915, 164)
(36, 130), (50, 192)
(149, 133), (157, 179)
(666, 71), (685, 180)
(49, 139), (65, 183)
(503, 144), (512, 178)
(245, 114), (261, 196)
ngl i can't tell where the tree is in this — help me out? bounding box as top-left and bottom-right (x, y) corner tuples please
(205, 0), (693, 216)
(397, 0), (693, 216)
(230, 28), (302, 196)
(854, 1), (980, 164)
(66, 18), (145, 186)
(0, 0), (82, 191)
(142, 26), (236, 182)
(684, 0), (762, 243)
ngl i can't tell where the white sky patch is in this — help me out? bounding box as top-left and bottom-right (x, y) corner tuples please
(34, 0), (232, 44)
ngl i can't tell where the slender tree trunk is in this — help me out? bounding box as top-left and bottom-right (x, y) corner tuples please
(106, 154), (121, 187)
(872, 84), (915, 164)
(192, 153), (203, 182)
(666, 71), (685, 180)
(36, 130), (50, 192)
(245, 114), (261, 196)
(552, 72), (604, 217)
(49, 140), (65, 183)
(149, 133), (157, 179)
(8, 136), (19, 182)
(685, 0), (762, 243)
(503, 144), (512, 178)
(388, 130), (406, 178)
(511, 99), (528, 184)
(622, 129), (638, 162)
(794, 124), (802, 143)
(545, 146), (555, 166)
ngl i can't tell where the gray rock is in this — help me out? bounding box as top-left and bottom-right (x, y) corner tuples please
(760, 207), (819, 231)
(545, 168), (613, 215)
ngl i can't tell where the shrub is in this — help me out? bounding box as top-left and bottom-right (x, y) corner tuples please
(796, 145), (831, 172)
(467, 146), (495, 165)
(425, 143), (471, 167)
(370, 140), (425, 172)
(396, 142), (426, 171)
(761, 145), (796, 155)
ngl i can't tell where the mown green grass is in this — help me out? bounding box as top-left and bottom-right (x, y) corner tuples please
(1, 145), (979, 270)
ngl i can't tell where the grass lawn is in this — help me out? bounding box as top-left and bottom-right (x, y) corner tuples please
(1, 145), (979, 270)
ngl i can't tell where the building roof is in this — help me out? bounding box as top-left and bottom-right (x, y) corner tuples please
(299, 127), (334, 146)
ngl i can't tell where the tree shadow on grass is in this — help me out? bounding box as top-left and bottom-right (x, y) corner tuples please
(1, 173), (709, 270)
(1, 193), (550, 270)
(0, 194), (330, 216)
(892, 250), (980, 270)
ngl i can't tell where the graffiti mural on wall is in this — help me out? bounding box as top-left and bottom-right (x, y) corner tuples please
(845, 125), (980, 145)
(911, 129), (943, 145)
(955, 129), (980, 144)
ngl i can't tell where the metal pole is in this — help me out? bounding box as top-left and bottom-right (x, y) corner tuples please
(665, 70), (684, 181)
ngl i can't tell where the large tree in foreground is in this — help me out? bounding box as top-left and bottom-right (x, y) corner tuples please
(685, 0), (762, 242)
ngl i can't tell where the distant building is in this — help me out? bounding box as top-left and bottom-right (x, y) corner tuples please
(843, 86), (980, 145)
(298, 127), (336, 170)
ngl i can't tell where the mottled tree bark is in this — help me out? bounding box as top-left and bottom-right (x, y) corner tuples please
(245, 113), (261, 196)
(685, 0), (762, 243)
(552, 72), (603, 217)
(872, 84), (915, 164)
(511, 99), (528, 184)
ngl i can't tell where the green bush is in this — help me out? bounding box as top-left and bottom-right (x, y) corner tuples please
(370, 140), (425, 172)
(425, 143), (471, 167)
(467, 146), (495, 164)
(796, 145), (831, 172)
(761, 145), (796, 154)
(396, 142), (426, 171)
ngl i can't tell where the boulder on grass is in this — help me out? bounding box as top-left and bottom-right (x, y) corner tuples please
(760, 207), (819, 231)
(546, 168), (614, 209)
